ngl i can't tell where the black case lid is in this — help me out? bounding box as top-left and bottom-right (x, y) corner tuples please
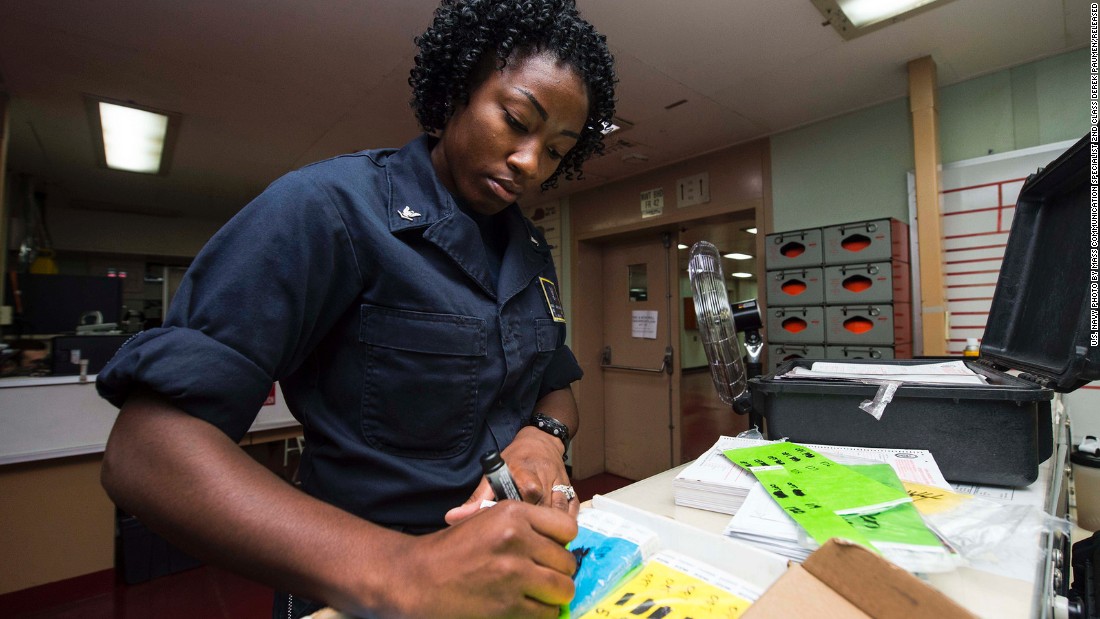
(982, 134), (1100, 392)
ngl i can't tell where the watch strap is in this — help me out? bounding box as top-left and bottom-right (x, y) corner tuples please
(530, 412), (570, 460)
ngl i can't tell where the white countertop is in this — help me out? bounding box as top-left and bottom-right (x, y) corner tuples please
(0, 378), (300, 465)
(0, 375), (98, 388)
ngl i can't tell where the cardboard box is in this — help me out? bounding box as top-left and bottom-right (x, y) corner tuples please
(742, 539), (977, 619)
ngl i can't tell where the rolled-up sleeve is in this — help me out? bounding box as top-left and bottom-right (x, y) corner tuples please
(96, 169), (365, 441)
(536, 344), (583, 400)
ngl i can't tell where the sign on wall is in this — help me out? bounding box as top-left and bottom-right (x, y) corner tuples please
(641, 187), (664, 218)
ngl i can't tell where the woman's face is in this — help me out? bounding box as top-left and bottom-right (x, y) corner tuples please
(431, 51), (589, 215)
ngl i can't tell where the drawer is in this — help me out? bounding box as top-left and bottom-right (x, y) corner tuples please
(765, 267), (824, 306)
(823, 261), (910, 304)
(824, 303), (910, 345)
(766, 305), (826, 344)
(822, 218), (909, 265)
(768, 343), (826, 369)
(825, 344), (899, 361)
(764, 228), (823, 269)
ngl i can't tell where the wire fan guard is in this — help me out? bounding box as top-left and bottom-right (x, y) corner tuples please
(688, 241), (751, 412)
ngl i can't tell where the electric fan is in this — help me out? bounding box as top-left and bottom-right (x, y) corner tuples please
(687, 241), (754, 415)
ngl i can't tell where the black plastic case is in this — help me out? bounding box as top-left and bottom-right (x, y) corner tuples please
(751, 134), (1098, 487)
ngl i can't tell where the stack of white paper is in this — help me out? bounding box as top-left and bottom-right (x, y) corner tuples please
(723, 482), (816, 562)
(671, 436), (764, 514)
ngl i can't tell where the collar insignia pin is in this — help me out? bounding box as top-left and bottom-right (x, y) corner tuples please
(398, 206), (422, 221)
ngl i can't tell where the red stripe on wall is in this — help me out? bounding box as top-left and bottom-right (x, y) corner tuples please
(942, 177), (1028, 193)
(944, 243), (1007, 252)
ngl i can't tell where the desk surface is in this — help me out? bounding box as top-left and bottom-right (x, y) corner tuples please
(602, 453), (1065, 619)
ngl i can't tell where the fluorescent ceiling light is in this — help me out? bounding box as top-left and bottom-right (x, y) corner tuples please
(99, 102), (168, 173)
(723, 252), (753, 260)
(811, 0), (954, 40)
(837, 0), (938, 27)
(677, 244), (689, 250)
(87, 97), (180, 175)
(743, 227), (757, 235)
(730, 272), (753, 279)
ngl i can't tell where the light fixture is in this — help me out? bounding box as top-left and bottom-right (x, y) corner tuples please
(810, 0), (955, 40)
(87, 96), (180, 174)
(677, 244), (689, 250)
(730, 272), (753, 279)
(723, 252), (753, 260)
(743, 227), (758, 235)
(600, 116), (634, 136)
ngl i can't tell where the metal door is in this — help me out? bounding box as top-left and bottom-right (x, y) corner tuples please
(599, 233), (677, 480)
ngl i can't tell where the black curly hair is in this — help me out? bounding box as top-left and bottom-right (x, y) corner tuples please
(409, 0), (617, 190)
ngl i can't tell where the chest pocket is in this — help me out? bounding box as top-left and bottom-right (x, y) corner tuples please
(359, 305), (485, 459)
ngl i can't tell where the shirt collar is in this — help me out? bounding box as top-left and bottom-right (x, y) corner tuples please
(386, 134), (454, 233)
(384, 134), (553, 300)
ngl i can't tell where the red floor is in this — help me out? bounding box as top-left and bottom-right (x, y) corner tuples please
(3, 565), (274, 619)
(680, 368), (750, 462)
(3, 369), (730, 617)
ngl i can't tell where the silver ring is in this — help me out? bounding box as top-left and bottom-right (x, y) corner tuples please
(552, 484), (577, 501)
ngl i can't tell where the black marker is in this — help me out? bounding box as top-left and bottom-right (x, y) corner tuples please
(480, 450), (522, 501)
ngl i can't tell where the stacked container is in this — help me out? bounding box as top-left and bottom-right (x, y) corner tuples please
(764, 218), (912, 368)
(764, 228), (826, 369)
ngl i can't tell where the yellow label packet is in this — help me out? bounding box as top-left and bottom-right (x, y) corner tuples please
(578, 550), (758, 619)
(904, 482), (973, 515)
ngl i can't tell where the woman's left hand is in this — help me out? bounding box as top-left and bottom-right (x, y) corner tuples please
(444, 426), (576, 524)
(501, 426), (575, 512)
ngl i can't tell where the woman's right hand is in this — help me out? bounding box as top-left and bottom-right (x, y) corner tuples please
(371, 500), (578, 619)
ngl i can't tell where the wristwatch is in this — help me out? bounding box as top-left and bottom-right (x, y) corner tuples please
(529, 412), (570, 460)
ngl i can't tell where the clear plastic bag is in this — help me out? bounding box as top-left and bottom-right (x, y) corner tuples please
(922, 494), (1070, 580)
(736, 426), (765, 440)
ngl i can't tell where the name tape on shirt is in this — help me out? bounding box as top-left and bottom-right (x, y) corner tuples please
(540, 277), (566, 323)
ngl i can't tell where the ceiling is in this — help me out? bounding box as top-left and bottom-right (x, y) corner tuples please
(0, 0), (1088, 225)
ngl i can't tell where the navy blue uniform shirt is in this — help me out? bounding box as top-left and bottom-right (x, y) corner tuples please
(97, 135), (583, 531)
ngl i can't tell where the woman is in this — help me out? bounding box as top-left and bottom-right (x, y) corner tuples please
(97, 0), (616, 617)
